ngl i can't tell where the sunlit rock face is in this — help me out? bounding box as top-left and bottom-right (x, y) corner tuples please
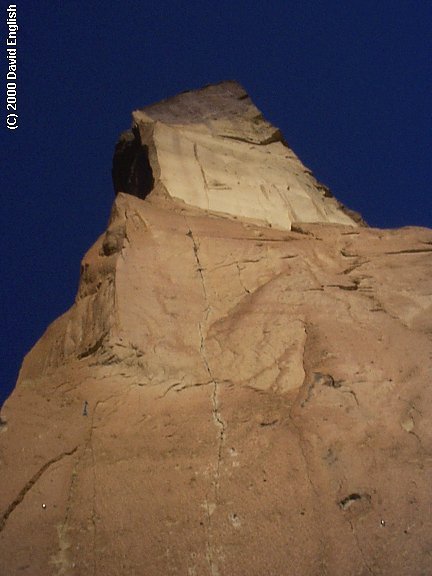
(1, 83), (431, 576)
(113, 81), (362, 229)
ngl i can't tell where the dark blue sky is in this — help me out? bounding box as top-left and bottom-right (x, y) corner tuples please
(1, 1), (431, 405)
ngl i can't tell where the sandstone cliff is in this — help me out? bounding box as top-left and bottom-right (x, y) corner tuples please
(1, 82), (431, 576)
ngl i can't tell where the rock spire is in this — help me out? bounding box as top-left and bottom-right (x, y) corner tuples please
(0, 83), (431, 576)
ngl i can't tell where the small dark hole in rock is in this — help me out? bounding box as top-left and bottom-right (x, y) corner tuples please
(339, 493), (362, 510)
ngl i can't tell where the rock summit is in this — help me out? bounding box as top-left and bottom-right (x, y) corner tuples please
(1, 82), (431, 576)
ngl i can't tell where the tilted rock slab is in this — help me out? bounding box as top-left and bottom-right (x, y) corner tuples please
(1, 83), (431, 576)
(112, 81), (362, 230)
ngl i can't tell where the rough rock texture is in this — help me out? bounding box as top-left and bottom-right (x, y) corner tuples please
(1, 83), (432, 576)
(112, 81), (363, 230)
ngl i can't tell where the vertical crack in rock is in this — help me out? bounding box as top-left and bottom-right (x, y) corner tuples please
(398, 396), (425, 448)
(53, 399), (108, 575)
(288, 321), (327, 563)
(52, 445), (84, 575)
(0, 446), (78, 534)
(122, 210), (132, 247)
(52, 399), (106, 576)
(289, 416), (319, 499)
(185, 218), (225, 576)
(288, 415), (327, 569)
(88, 401), (100, 576)
(236, 263), (251, 294)
(204, 499), (219, 576)
(294, 322), (321, 497)
(87, 393), (123, 572)
(193, 143), (210, 210)
(348, 519), (376, 575)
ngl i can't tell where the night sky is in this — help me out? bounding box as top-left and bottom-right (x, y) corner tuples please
(1, 1), (431, 405)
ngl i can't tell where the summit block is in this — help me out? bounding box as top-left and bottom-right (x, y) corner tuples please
(113, 81), (361, 229)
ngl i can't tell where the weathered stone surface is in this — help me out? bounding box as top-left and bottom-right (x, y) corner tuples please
(113, 81), (363, 230)
(1, 83), (431, 575)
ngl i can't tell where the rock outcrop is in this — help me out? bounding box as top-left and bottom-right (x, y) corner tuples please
(1, 82), (431, 576)
(112, 81), (363, 229)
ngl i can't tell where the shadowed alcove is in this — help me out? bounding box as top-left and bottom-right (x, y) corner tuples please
(112, 129), (154, 199)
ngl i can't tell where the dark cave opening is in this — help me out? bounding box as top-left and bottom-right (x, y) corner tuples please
(112, 131), (154, 199)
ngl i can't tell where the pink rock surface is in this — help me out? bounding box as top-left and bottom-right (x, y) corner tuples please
(1, 84), (431, 575)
